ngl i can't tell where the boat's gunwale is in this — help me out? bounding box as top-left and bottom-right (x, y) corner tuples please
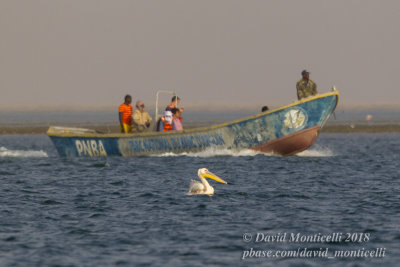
(47, 91), (339, 138)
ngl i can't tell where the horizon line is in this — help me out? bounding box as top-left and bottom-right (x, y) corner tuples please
(0, 102), (399, 112)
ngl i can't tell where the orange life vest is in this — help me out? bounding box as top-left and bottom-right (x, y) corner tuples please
(163, 121), (173, 131)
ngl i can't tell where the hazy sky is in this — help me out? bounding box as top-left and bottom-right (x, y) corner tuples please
(1, 0), (399, 109)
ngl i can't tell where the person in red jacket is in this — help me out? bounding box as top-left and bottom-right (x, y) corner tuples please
(166, 96), (184, 114)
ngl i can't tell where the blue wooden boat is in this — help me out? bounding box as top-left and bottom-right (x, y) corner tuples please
(47, 91), (339, 157)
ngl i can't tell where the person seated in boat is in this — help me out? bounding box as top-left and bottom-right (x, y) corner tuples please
(132, 100), (152, 132)
(119, 94), (133, 133)
(166, 96), (184, 114)
(261, 106), (269, 112)
(171, 108), (183, 131)
(158, 111), (174, 132)
(296, 70), (318, 100)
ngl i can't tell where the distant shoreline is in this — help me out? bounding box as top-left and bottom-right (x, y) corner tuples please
(1, 124), (400, 135)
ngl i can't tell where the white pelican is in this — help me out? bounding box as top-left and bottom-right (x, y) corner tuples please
(187, 168), (227, 196)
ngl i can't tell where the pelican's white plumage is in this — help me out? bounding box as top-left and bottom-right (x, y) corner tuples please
(187, 168), (227, 196)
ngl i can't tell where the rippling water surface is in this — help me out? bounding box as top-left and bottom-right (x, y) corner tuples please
(0, 133), (399, 266)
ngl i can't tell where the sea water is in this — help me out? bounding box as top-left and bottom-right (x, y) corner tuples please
(0, 133), (399, 266)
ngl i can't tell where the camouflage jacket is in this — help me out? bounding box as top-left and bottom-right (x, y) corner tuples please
(296, 79), (317, 100)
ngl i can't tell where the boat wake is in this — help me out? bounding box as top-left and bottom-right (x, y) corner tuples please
(155, 147), (267, 158)
(295, 146), (335, 157)
(0, 147), (48, 158)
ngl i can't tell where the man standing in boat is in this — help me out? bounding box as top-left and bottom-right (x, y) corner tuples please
(166, 96), (184, 114)
(119, 95), (133, 133)
(296, 70), (317, 100)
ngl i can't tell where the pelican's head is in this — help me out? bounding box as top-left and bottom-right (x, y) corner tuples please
(198, 168), (227, 184)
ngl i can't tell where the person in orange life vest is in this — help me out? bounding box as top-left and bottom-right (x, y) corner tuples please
(158, 111), (174, 132)
(119, 95), (133, 133)
(171, 108), (183, 131)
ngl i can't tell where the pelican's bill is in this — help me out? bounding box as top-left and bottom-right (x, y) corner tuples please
(202, 171), (227, 184)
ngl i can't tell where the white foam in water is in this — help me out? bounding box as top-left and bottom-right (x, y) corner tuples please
(0, 146), (48, 158)
(295, 147), (335, 157)
(155, 147), (266, 158)
(151, 145), (334, 158)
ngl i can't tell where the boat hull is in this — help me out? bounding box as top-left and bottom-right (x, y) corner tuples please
(251, 125), (320, 156)
(48, 91), (339, 157)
